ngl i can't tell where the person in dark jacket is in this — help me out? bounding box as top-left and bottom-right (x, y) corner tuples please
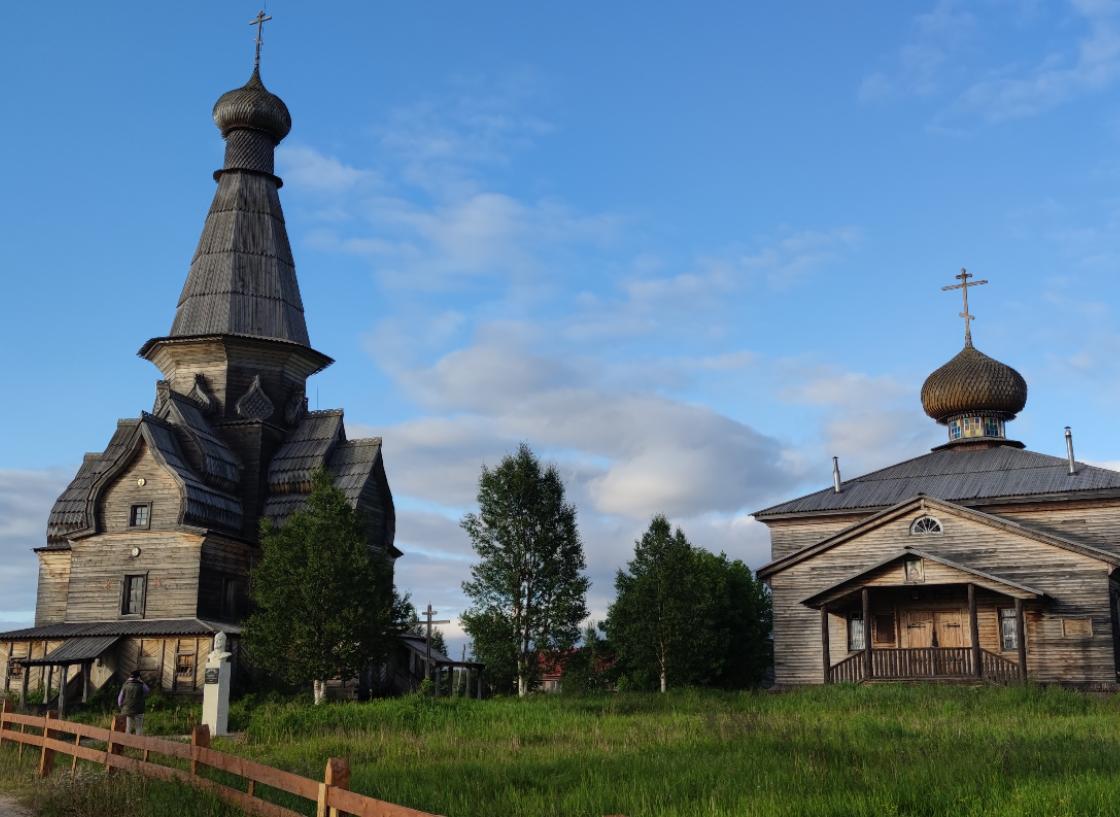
(117, 670), (150, 735)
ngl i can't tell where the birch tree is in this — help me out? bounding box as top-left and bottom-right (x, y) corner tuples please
(461, 444), (590, 697)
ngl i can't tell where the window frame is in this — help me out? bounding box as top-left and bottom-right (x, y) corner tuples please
(120, 573), (148, 618)
(909, 516), (943, 536)
(129, 502), (152, 530)
(847, 611), (866, 652)
(998, 607), (1018, 652)
(872, 611), (897, 646)
(1062, 617), (1093, 639)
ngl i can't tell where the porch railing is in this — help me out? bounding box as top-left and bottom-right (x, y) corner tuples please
(828, 647), (1020, 683)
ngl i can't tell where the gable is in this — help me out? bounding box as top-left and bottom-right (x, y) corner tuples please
(97, 440), (183, 533)
(758, 496), (1120, 580)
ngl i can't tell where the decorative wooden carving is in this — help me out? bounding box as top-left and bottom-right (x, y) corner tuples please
(188, 374), (215, 414)
(235, 375), (274, 420)
(153, 381), (171, 415)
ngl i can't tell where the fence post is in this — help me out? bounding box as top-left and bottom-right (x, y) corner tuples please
(105, 714), (125, 773)
(0, 697), (9, 749)
(316, 757), (350, 817)
(190, 724), (210, 776)
(38, 710), (57, 778)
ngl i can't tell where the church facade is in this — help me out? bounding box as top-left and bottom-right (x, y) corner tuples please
(0, 61), (398, 702)
(756, 277), (1120, 689)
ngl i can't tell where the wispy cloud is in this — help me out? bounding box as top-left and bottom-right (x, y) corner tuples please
(0, 469), (72, 629)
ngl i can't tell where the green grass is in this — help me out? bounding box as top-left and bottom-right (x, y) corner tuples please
(8, 685), (1120, 816)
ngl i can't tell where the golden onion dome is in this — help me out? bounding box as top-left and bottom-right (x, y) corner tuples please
(920, 344), (1027, 424)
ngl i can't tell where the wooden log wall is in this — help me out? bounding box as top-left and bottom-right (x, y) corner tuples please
(65, 532), (203, 622)
(34, 551), (71, 626)
(97, 442), (182, 533)
(769, 507), (1116, 686)
(766, 515), (864, 561)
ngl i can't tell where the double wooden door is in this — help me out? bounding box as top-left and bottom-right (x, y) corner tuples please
(901, 610), (968, 648)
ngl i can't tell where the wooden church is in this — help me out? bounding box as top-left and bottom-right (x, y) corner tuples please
(0, 53), (398, 703)
(756, 273), (1120, 689)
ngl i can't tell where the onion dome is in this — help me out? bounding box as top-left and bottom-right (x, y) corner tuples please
(921, 344), (1027, 424)
(213, 68), (291, 143)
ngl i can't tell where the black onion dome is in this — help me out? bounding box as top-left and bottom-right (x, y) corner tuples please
(212, 68), (291, 142)
(921, 344), (1027, 423)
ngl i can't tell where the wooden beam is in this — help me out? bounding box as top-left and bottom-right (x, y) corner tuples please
(820, 606), (831, 684)
(1015, 597), (1027, 681)
(862, 587), (872, 681)
(968, 584), (982, 679)
(57, 666), (68, 720)
(19, 660), (28, 709)
(82, 661), (91, 704)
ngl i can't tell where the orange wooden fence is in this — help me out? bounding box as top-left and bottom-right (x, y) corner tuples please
(0, 700), (440, 817)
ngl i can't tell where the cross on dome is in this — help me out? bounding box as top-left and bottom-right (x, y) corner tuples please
(250, 10), (272, 70)
(941, 268), (988, 347)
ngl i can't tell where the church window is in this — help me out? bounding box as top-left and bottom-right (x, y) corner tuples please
(121, 574), (146, 617)
(909, 516), (943, 535)
(129, 503), (151, 529)
(872, 613), (896, 645)
(7, 658), (23, 680)
(949, 420), (963, 440)
(999, 608), (1018, 651)
(847, 611), (865, 651)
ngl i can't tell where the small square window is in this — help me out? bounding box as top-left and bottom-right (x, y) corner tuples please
(122, 574), (146, 617)
(129, 504), (151, 529)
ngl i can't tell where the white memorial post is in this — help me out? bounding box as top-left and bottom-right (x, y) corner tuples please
(202, 631), (232, 736)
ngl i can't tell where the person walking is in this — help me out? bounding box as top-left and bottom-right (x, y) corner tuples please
(117, 670), (149, 735)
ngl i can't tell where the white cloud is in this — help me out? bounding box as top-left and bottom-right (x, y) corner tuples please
(278, 145), (377, 193)
(0, 469), (72, 630)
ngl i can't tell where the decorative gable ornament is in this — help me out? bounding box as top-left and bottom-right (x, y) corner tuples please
(153, 380), (172, 415)
(236, 375), (274, 421)
(188, 374), (216, 414)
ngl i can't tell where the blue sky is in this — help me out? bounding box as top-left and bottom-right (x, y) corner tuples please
(4, 1), (1120, 646)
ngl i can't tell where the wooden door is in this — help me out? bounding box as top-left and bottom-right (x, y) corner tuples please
(902, 611), (933, 647)
(934, 612), (968, 648)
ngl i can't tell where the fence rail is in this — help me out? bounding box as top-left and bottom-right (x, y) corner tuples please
(0, 700), (440, 817)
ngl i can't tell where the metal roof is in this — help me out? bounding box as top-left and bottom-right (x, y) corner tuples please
(0, 619), (238, 641)
(755, 445), (1120, 519)
(21, 636), (121, 666)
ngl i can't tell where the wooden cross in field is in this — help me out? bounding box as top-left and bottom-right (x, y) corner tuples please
(250, 10), (272, 70)
(420, 603), (450, 682)
(941, 267), (988, 347)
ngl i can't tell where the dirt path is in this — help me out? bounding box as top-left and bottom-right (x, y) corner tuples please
(0, 795), (30, 817)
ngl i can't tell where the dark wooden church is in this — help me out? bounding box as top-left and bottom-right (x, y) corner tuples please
(0, 57), (398, 702)
(757, 274), (1120, 689)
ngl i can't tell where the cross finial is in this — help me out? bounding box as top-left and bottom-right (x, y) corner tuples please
(250, 10), (272, 71)
(941, 267), (988, 346)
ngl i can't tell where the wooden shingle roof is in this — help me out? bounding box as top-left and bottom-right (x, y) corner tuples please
(170, 171), (309, 346)
(755, 446), (1120, 520)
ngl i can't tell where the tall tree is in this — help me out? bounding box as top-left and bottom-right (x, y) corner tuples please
(461, 444), (590, 697)
(605, 515), (771, 692)
(605, 515), (697, 692)
(244, 468), (409, 704)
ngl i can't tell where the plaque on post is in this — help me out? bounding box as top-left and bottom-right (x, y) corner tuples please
(202, 632), (232, 736)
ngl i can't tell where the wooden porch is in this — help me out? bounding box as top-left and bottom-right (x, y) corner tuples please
(821, 584), (1029, 684)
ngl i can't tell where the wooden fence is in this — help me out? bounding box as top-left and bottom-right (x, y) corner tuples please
(0, 700), (439, 817)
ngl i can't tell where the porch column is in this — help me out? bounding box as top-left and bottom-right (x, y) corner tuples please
(82, 661), (92, 704)
(44, 665), (53, 704)
(820, 606), (831, 684)
(58, 665), (68, 720)
(1015, 597), (1027, 681)
(19, 663), (28, 709)
(968, 584), (982, 678)
(862, 588), (872, 680)
(3, 642), (10, 693)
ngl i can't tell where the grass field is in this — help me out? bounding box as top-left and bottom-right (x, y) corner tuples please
(6, 684), (1120, 816)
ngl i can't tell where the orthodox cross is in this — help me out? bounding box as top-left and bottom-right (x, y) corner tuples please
(250, 10), (272, 70)
(420, 603), (450, 683)
(941, 267), (988, 346)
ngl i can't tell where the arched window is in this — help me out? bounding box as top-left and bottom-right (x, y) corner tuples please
(910, 516), (943, 535)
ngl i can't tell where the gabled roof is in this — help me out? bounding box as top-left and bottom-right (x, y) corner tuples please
(799, 547), (1046, 609)
(162, 391), (241, 488)
(267, 410), (345, 491)
(757, 495), (1120, 579)
(47, 420), (139, 546)
(45, 413), (243, 546)
(755, 445), (1120, 519)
